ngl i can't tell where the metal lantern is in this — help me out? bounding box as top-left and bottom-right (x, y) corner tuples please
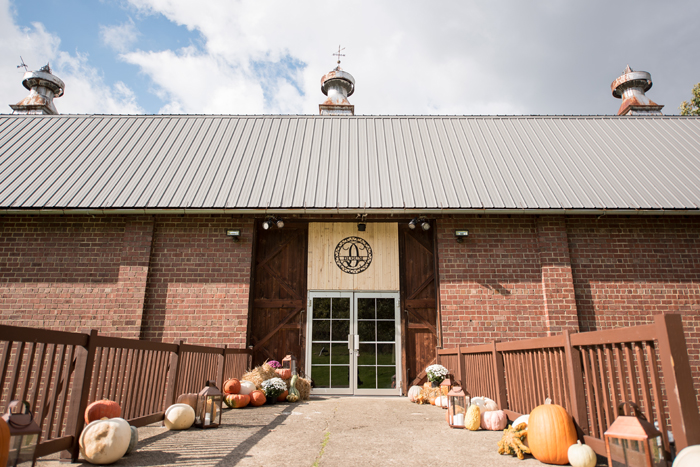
(2, 401), (40, 467)
(604, 402), (666, 467)
(282, 355), (297, 375)
(195, 381), (223, 429)
(446, 386), (470, 429)
(439, 378), (453, 397)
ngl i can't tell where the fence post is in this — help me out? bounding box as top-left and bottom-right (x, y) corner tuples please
(164, 340), (183, 408)
(563, 329), (589, 437)
(655, 314), (700, 452)
(217, 346), (227, 389)
(62, 329), (98, 462)
(457, 346), (465, 388)
(491, 341), (507, 411)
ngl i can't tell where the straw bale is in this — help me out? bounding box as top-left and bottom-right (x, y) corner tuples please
(241, 363), (278, 389)
(295, 376), (312, 400)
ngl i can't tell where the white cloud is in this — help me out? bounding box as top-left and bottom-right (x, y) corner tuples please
(100, 18), (140, 53)
(0, 1), (143, 114)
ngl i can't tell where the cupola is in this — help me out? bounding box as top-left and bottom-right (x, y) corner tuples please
(611, 65), (663, 116)
(10, 63), (65, 115)
(319, 47), (355, 116)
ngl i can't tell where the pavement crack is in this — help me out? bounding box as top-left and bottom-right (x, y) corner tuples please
(311, 403), (338, 467)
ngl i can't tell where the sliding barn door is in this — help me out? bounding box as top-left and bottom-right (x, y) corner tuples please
(399, 224), (438, 391)
(249, 223), (308, 369)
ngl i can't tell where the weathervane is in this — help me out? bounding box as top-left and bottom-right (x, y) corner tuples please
(332, 45), (345, 66)
(17, 56), (28, 72)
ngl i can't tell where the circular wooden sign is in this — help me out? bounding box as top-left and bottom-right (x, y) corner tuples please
(334, 236), (373, 274)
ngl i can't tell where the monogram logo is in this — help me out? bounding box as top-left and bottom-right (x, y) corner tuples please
(334, 236), (373, 274)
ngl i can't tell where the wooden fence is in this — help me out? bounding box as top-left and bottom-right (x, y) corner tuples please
(0, 325), (252, 461)
(437, 314), (700, 460)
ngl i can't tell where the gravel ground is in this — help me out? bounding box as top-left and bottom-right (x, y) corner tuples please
(36, 397), (605, 467)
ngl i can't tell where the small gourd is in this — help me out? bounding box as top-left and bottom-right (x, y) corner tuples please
(163, 403), (195, 430)
(223, 378), (241, 395)
(79, 417), (131, 465)
(673, 445), (700, 467)
(465, 404), (481, 431)
(481, 410), (508, 431)
(84, 399), (122, 424)
(471, 396), (498, 414)
(567, 441), (596, 467)
(249, 390), (266, 407)
(286, 375), (301, 402)
(239, 380), (256, 395)
(275, 368), (292, 380)
(407, 385), (422, 402)
(434, 396), (448, 408)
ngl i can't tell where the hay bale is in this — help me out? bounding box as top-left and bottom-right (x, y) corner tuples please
(295, 376), (312, 400)
(241, 363), (278, 389)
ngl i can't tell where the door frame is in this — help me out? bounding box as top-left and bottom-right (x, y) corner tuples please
(306, 290), (403, 396)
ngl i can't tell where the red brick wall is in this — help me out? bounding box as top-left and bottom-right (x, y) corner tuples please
(0, 215), (153, 337)
(567, 215), (700, 399)
(437, 215), (546, 347)
(141, 215), (253, 348)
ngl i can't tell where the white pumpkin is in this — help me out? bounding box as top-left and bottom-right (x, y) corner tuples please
(239, 380), (256, 395)
(434, 396), (449, 408)
(164, 403), (195, 430)
(125, 425), (138, 455)
(471, 396), (498, 414)
(512, 414), (529, 428)
(407, 385), (422, 403)
(79, 417), (131, 465)
(673, 445), (700, 467)
(568, 440), (597, 467)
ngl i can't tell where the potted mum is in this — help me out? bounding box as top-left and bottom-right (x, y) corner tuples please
(426, 364), (448, 387)
(267, 360), (282, 369)
(261, 377), (287, 404)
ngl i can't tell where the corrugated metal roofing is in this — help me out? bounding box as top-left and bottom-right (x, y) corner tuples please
(0, 114), (699, 212)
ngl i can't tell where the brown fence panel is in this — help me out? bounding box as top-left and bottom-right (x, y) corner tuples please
(0, 325), (88, 458)
(175, 344), (224, 397)
(223, 349), (252, 382)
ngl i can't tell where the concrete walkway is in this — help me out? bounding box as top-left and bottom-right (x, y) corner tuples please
(38, 397), (601, 467)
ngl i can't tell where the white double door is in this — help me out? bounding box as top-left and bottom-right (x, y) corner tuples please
(306, 291), (402, 395)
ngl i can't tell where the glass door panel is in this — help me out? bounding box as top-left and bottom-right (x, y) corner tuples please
(308, 293), (352, 394)
(354, 295), (399, 394)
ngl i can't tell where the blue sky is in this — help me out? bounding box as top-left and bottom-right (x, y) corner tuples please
(2, 1), (699, 115)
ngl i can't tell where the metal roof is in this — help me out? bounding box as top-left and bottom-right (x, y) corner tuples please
(0, 114), (699, 213)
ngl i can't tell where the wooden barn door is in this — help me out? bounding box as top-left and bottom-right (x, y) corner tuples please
(249, 222), (308, 369)
(399, 224), (439, 392)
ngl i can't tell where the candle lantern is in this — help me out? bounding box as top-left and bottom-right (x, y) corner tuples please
(446, 386), (470, 429)
(604, 402), (666, 467)
(2, 400), (41, 467)
(282, 355), (297, 375)
(195, 381), (223, 429)
(439, 378), (453, 397)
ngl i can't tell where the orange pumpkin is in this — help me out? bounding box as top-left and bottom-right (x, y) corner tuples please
(277, 390), (288, 402)
(223, 378), (241, 395)
(528, 403), (578, 465)
(249, 390), (266, 407)
(0, 417), (9, 467)
(85, 400), (121, 424)
(275, 368), (292, 380)
(225, 394), (250, 409)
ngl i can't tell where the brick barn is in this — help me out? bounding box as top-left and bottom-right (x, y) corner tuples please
(1, 64), (699, 398)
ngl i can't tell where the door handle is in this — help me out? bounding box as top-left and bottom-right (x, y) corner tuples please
(348, 334), (353, 354)
(354, 334), (360, 351)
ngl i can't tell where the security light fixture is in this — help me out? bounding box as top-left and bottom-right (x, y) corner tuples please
(262, 216), (284, 230)
(357, 223), (366, 232)
(455, 230), (469, 242)
(409, 217), (430, 231)
(226, 229), (241, 241)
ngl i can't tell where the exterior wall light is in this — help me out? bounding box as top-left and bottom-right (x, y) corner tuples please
(357, 223), (366, 231)
(455, 230), (469, 242)
(409, 217), (430, 231)
(226, 229), (241, 241)
(262, 216), (284, 230)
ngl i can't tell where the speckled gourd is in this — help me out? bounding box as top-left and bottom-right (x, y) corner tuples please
(465, 404), (481, 431)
